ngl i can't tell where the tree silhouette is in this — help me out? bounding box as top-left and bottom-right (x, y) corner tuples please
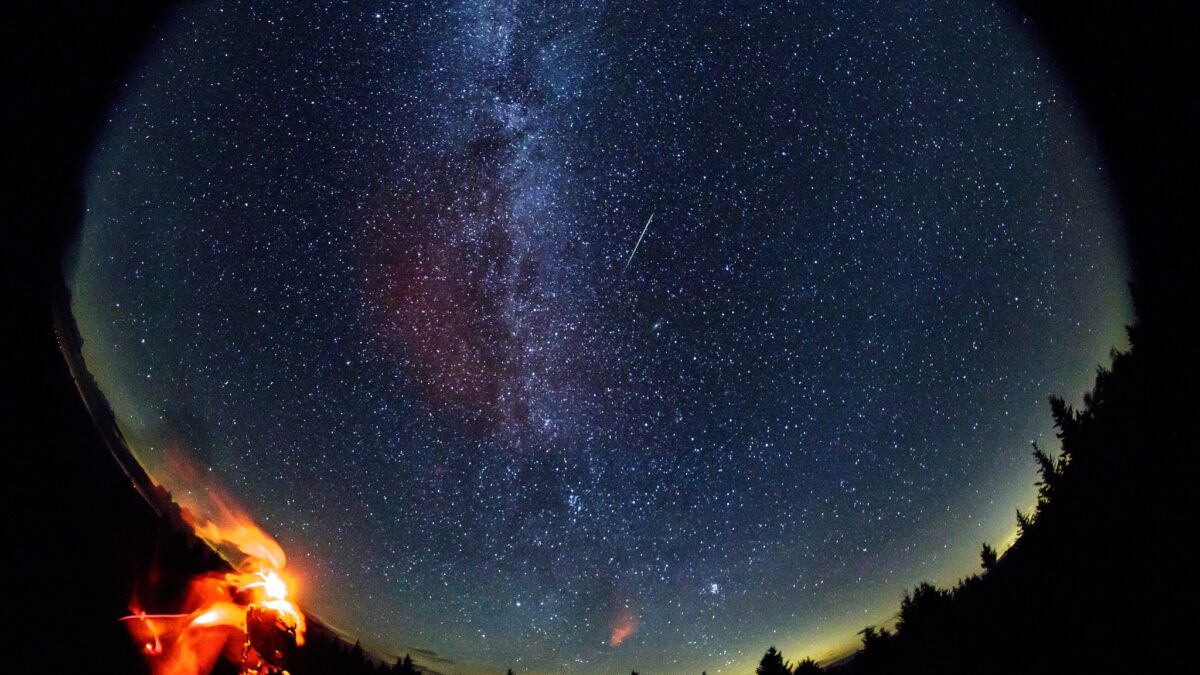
(808, 291), (1190, 675)
(792, 656), (822, 674)
(1014, 507), (1034, 536)
(757, 646), (791, 675)
(854, 625), (896, 674)
(1032, 441), (1066, 507)
(896, 582), (951, 638)
(392, 653), (417, 675)
(980, 542), (997, 571)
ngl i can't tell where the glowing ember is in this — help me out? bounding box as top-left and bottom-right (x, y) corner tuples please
(122, 489), (305, 675)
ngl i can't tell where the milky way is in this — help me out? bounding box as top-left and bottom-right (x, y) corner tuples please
(70, 1), (1129, 672)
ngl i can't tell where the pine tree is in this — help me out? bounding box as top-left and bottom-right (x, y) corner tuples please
(757, 646), (791, 675)
(980, 542), (997, 571)
(793, 657), (822, 674)
(393, 653), (417, 675)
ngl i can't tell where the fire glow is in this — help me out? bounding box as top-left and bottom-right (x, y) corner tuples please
(122, 494), (306, 675)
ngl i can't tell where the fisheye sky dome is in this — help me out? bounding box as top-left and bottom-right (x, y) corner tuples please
(69, 1), (1129, 672)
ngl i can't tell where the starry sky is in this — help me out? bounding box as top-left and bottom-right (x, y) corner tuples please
(68, 1), (1130, 673)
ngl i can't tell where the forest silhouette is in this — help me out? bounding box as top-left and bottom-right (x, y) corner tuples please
(747, 283), (1184, 674)
(268, 282), (1187, 675)
(45, 271), (1182, 675)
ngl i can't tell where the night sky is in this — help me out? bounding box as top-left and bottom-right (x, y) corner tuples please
(68, 1), (1130, 672)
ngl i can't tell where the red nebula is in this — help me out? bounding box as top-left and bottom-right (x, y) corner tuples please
(609, 609), (639, 647)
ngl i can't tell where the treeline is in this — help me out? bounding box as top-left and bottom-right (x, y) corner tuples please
(285, 636), (419, 675)
(60, 276), (1182, 675)
(752, 288), (1184, 674)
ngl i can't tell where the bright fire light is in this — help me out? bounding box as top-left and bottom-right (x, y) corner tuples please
(122, 487), (305, 675)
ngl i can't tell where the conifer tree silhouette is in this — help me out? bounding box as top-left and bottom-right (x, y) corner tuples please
(980, 542), (997, 571)
(792, 656), (822, 674)
(757, 646), (791, 675)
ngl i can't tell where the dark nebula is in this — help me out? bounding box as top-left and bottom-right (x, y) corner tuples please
(68, 1), (1129, 672)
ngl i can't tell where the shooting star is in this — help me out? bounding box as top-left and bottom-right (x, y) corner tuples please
(624, 212), (654, 273)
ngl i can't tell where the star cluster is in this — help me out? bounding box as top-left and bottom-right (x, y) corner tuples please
(70, 1), (1128, 672)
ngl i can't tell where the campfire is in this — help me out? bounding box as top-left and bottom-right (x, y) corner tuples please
(121, 495), (306, 675)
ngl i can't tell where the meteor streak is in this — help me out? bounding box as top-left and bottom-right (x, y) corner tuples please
(623, 212), (654, 272)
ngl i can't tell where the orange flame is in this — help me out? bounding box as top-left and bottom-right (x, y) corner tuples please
(123, 460), (305, 675)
